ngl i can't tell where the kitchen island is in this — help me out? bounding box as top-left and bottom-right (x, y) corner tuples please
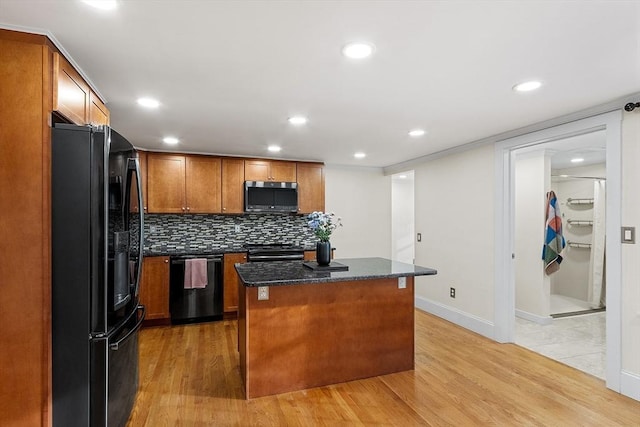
(235, 257), (437, 399)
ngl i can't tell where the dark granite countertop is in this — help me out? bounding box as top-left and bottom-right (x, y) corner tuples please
(235, 257), (437, 287)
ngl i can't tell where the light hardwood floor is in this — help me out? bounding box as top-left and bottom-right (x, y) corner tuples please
(127, 310), (640, 426)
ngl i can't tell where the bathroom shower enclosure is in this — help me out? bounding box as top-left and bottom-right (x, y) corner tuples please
(549, 166), (606, 316)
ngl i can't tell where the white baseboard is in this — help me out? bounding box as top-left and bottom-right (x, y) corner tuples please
(515, 309), (553, 325)
(620, 370), (640, 401)
(415, 296), (495, 340)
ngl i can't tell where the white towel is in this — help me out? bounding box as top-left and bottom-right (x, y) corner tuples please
(184, 259), (208, 289)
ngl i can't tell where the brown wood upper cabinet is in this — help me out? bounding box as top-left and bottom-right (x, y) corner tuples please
(147, 153), (222, 214)
(53, 52), (90, 124)
(53, 52), (110, 126)
(221, 158), (245, 214)
(89, 91), (110, 126)
(245, 160), (296, 182)
(296, 162), (325, 213)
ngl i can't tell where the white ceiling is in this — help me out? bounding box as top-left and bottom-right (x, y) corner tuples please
(514, 129), (606, 170)
(1, 1), (639, 168)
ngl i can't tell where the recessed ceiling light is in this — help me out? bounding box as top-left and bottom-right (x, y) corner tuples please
(512, 80), (542, 92)
(571, 157), (584, 163)
(354, 152), (366, 159)
(342, 42), (375, 59)
(288, 116), (307, 125)
(82, 0), (117, 10)
(268, 145), (281, 153)
(137, 97), (160, 108)
(163, 137), (179, 145)
(408, 129), (426, 137)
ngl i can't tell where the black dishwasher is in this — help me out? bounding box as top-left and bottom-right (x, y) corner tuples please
(170, 255), (223, 324)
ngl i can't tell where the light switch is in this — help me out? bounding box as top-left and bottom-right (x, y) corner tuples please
(622, 226), (635, 244)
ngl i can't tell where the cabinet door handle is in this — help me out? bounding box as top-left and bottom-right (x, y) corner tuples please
(223, 207), (226, 211)
(164, 259), (168, 263)
(182, 207), (186, 211)
(186, 207), (190, 211)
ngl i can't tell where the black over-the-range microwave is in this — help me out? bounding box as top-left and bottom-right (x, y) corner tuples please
(244, 181), (298, 213)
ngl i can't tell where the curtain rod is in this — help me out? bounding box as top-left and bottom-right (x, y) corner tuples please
(624, 102), (639, 112)
(551, 174), (606, 180)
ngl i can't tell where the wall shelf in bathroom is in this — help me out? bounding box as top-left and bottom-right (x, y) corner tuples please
(567, 241), (591, 249)
(566, 198), (594, 206)
(567, 219), (593, 226)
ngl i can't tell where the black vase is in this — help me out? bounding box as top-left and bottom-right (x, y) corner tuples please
(316, 241), (331, 266)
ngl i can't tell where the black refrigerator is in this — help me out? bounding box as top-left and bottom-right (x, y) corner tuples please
(52, 123), (145, 427)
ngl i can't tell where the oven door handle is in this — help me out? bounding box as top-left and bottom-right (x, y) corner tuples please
(248, 254), (304, 261)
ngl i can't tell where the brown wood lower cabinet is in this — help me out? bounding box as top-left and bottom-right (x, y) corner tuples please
(139, 256), (170, 325)
(239, 277), (415, 398)
(223, 252), (247, 315)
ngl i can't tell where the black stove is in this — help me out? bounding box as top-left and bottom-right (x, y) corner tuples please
(244, 243), (305, 262)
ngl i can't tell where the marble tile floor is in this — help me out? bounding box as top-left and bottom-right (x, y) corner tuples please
(515, 311), (606, 380)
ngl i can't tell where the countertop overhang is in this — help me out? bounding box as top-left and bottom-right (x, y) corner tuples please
(235, 257), (437, 287)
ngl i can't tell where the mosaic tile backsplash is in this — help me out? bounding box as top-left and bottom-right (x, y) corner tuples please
(143, 213), (318, 254)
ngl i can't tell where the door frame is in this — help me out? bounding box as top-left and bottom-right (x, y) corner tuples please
(494, 110), (622, 392)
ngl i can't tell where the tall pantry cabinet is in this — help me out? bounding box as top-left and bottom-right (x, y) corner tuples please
(0, 29), (110, 427)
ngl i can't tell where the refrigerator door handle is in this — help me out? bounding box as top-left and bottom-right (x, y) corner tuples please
(109, 305), (145, 351)
(128, 157), (144, 298)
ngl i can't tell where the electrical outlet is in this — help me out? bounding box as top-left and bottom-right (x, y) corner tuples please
(258, 286), (269, 301)
(398, 277), (406, 289)
(234, 224), (241, 233)
(450, 287), (456, 298)
(149, 225), (157, 233)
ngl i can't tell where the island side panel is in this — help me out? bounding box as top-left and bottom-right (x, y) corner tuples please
(242, 277), (415, 399)
(238, 277), (247, 389)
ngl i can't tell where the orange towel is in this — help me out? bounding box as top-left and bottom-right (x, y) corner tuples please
(184, 259), (208, 289)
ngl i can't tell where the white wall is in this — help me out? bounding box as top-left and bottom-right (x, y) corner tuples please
(414, 144), (495, 321)
(621, 112), (640, 384)
(324, 166), (391, 259)
(391, 172), (415, 263)
(514, 152), (550, 318)
(410, 112), (639, 400)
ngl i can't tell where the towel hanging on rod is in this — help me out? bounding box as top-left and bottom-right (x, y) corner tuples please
(542, 191), (565, 275)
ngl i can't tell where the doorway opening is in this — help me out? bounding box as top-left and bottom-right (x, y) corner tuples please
(511, 130), (607, 379)
(391, 171), (415, 264)
(494, 111), (622, 392)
